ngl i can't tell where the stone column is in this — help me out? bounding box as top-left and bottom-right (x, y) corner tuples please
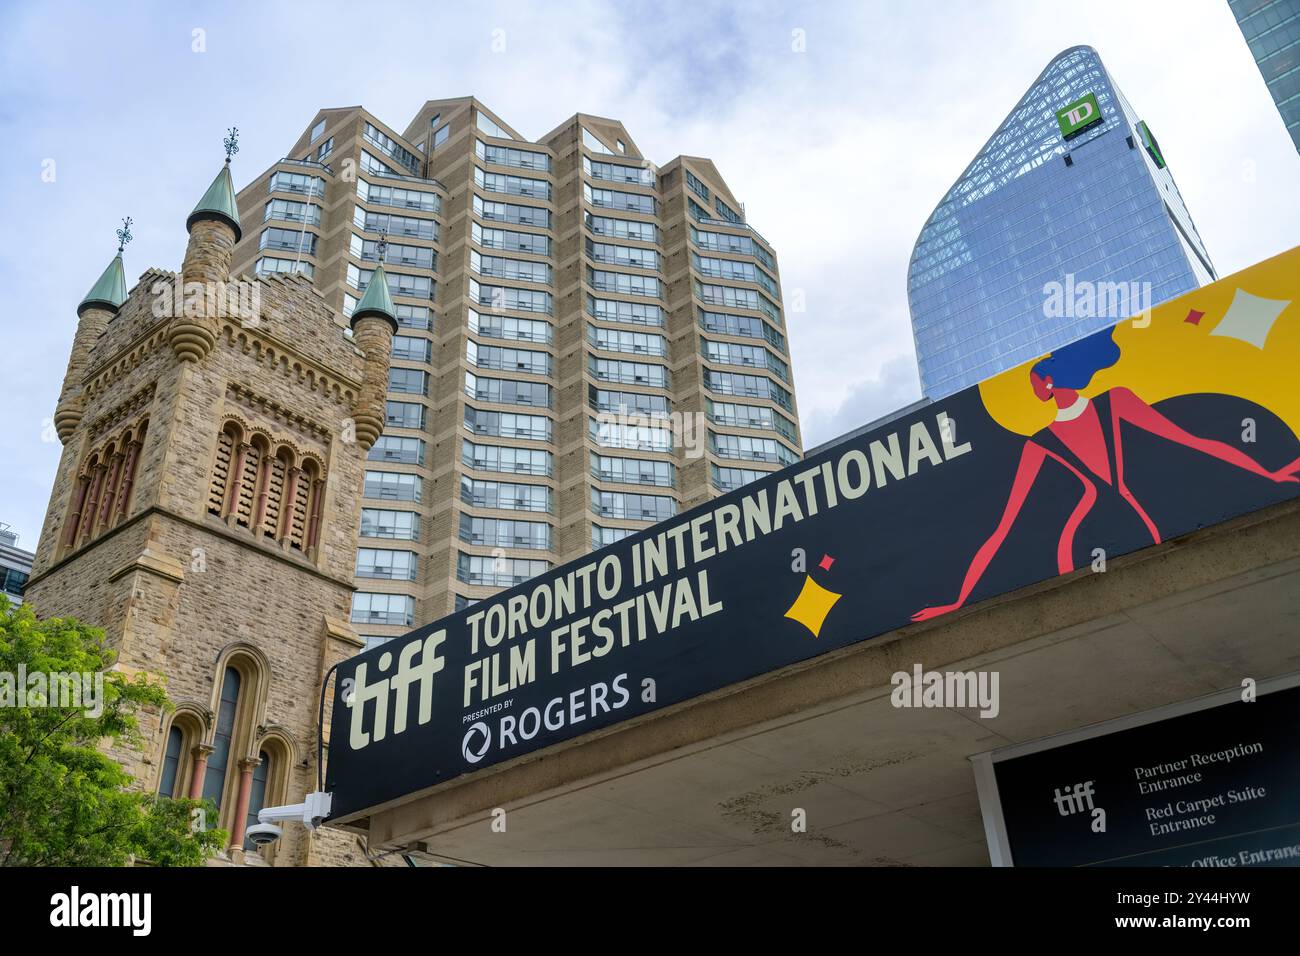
(98, 451), (125, 528)
(225, 441), (250, 520)
(306, 478), (325, 555)
(228, 756), (261, 850)
(278, 465), (301, 542)
(62, 474), (90, 548)
(113, 439), (142, 524)
(187, 744), (215, 800)
(79, 464), (107, 544)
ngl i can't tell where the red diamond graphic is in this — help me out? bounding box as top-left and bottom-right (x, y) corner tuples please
(1184, 309), (1205, 325)
(819, 554), (835, 571)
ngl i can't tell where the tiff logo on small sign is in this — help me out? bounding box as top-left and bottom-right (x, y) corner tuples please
(49, 886), (151, 936)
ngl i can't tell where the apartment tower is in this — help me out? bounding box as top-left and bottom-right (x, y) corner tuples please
(230, 98), (801, 647)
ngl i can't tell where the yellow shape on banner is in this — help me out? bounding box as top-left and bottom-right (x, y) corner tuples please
(784, 575), (842, 638)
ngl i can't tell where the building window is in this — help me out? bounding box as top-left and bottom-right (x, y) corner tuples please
(476, 112), (513, 139)
(158, 726), (185, 799)
(582, 127), (615, 155)
(457, 553), (549, 587)
(310, 118), (326, 142)
(202, 667), (242, 811)
(243, 751), (271, 851)
(351, 592), (416, 627)
(360, 508), (421, 541)
(355, 548), (418, 581)
(368, 435), (426, 465)
(686, 170), (710, 202)
(462, 439), (553, 477)
(254, 257), (314, 279)
(364, 470), (422, 502)
(269, 171), (325, 198)
(265, 199), (322, 227)
(357, 179), (440, 214)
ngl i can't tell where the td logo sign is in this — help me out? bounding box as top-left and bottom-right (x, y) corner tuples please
(1056, 92), (1103, 139)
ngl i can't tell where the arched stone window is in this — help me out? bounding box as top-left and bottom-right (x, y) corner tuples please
(243, 749), (270, 850)
(244, 731), (296, 861)
(155, 706), (208, 802)
(62, 419), (148, 554)
(196, 646), (273, 852)
(209, 421), (241, 516)
(303, 458), (326, 555)
(202, 665), (243, 812)
(158, 726), (185, 798)
(259, 446), (293, 539)
(234, 436), (267, 529)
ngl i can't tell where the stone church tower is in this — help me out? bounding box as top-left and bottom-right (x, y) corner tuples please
(25, 138), (398, 866)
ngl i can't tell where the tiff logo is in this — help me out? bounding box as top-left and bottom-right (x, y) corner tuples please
(50, 886), (151, 936)
(1054, 780), (1097, 816)
(345, 631), (446, 750)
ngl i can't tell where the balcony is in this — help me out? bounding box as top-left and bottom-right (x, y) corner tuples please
(592, 469), (674, 488)
(277, 156), (333, 175)
(458, 569), (535, 588)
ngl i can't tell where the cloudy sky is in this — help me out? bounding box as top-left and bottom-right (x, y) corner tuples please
(0, 0), (1296, 545)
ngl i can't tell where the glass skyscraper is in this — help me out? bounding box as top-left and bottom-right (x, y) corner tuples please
(907, 46), (1215, 398)
(1231, 0), (1300, 151)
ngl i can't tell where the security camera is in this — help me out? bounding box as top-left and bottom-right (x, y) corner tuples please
(253, 791), (333, 844)
(245, 822), (283, 847)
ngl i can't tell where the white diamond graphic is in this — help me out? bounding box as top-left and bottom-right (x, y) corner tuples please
(1210, 288), (1291, 350)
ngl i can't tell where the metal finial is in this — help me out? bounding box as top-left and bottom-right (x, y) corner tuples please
(376, 229), (388, 264)
(116, 217), (133, 253)
(224, 127), (240, 164)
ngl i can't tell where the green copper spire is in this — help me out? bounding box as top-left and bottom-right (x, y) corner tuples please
(186, 127), (242, 241)
(78, 218), (131, 316)
(350, 234), (397, 332)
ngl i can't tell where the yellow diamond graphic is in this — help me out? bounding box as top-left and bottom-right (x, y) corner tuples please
(784, 575), (842, 638)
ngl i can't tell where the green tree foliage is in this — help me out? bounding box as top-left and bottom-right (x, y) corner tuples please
(0, 598), (226, 865)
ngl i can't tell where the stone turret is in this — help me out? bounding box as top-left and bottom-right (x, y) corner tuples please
(25, 126), (390, 866)
(349, 252), (397, 451)
(54, 227), (130, 442)
(171, 130), (242, 363)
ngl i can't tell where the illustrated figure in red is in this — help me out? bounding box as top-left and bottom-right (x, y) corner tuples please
(912, 328), (1300, 622)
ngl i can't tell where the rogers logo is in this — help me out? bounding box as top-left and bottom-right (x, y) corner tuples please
(460, 674), (632, 767)
(462, 721), (491, 763)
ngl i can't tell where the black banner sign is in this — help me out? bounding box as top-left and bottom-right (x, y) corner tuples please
(326, 250), (1300, 819)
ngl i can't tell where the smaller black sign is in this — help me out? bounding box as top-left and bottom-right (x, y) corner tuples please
(985, 679), (1300, 866)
